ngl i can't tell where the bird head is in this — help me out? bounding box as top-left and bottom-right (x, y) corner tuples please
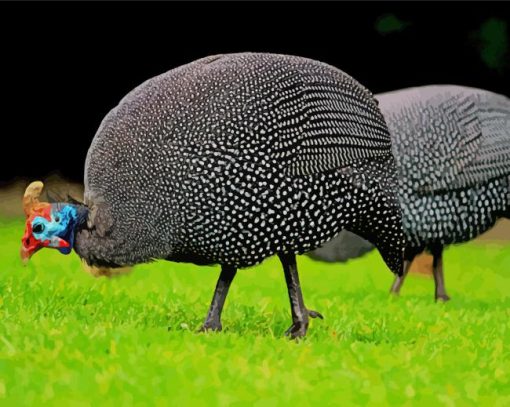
(20, 181), (78, 263)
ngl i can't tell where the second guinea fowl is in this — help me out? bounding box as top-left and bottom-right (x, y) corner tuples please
(310, 85), (510, 301)
(20, 53), (404, 338)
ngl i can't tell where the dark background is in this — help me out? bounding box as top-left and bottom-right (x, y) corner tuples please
(1, 2), (509, 185)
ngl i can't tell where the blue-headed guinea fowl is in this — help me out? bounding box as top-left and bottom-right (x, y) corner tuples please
(20, 53), (404, 338)
(310, 85), (510, 301)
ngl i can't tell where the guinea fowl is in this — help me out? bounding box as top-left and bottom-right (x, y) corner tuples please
(310, 85), (510, 301)
(20, 53), (404, 338)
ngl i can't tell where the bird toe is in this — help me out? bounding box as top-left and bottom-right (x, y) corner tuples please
(198, 321), (223, 333)
(285, 321), (309, 339)
(308, 309), (324, 319)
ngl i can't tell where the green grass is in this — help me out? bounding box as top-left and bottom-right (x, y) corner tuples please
(1, 218), (510, 406)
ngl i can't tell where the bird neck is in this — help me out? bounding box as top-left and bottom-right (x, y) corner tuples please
(67, 203), (89, 233)
(71, 205), (126, 268)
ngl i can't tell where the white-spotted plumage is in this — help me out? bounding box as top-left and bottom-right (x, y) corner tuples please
(310, 85), (510, 262)
(76, 53), (404, 274)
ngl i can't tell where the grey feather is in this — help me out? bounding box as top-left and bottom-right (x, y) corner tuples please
(309, 85), (510, 263)
(307, 230), (373, 262)
(74, 53), (404, 274)
(379, 85), (510, 193)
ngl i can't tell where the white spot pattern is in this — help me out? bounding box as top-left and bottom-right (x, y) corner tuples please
(76, 53), (404, 273)
(311, 85), (510, 261)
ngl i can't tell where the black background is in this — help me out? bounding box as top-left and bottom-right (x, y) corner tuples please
(2, 2), (509, 184)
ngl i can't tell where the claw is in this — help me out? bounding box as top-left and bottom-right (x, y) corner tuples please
(308, 309), (323, 319)
(285, 321), (308, 339)
(285, 308), (324, 339)
(198, 321), (222, 333)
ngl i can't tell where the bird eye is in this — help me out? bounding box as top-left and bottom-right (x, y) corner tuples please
(55, 216), (60, 223)
(32, 223), (44, 233)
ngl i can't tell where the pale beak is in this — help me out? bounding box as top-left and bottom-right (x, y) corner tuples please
(20, 245), (34, 265)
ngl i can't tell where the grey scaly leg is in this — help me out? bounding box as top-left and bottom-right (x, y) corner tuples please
(389, 250), (417, 295)
(278, 253), (323, 339)
(200, 264), (237, 332)
(432, 246), (450, 302)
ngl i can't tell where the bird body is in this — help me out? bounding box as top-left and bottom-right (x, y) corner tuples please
(310, 85), (510, 300)
(76, 53), (403, 273)
(21, 53), (404, 336)
(381, 85), (510, 250)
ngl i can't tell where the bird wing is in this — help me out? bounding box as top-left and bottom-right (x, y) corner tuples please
(379, 86), (510, 193)
(458, 91), (510, 187)
(270, 67), (393, 176)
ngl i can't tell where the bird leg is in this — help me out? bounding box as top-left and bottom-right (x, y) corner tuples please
(431, 246), (450, 302)
(279, 253), (323, 339)
(389, 251), (417, 295)
(199, 264), (237, 332)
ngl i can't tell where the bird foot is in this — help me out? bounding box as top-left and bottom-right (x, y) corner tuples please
(285, 320), (309, 339)
(198, 320), (222, 333)
(285, 309), (323, 339)
(435, 294), (451, 302)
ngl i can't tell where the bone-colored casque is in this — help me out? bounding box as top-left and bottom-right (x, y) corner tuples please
(22, 181), (45, 216)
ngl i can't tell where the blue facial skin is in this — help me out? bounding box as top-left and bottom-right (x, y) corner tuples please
(31, 204), (78, 255)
